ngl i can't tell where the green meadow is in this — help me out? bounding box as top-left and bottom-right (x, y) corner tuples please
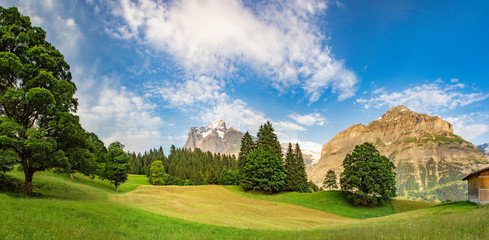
(1, 170), (488, 239)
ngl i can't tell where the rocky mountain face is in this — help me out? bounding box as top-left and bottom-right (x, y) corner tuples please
(280, 143), (320, 166)
(308, 105), (489, 201)
(184, 120), (244, 156)
(478, 143), (489, 155)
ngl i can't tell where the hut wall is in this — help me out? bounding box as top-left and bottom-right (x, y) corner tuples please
(468, 176), (479, 203)
(479, 171), (489, 204)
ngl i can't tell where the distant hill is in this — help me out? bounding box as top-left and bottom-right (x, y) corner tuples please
(478, 143), (489, 155)
(308, 105), (489, 202)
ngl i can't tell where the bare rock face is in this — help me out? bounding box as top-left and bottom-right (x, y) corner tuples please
(309, 106), (489, 200)
(184, 120), (243, 156)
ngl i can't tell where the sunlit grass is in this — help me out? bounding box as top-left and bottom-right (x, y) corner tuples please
(1, 171), (488, 239)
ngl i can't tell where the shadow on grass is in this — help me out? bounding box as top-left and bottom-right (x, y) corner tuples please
(0, 173), (27, 197)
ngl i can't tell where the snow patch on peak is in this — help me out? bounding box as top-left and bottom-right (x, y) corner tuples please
(208, 119), (226, 130)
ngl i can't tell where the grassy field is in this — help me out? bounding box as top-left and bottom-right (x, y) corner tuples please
(1, 170), (488, 239)
(111, 185), (351, 230)
(225, 186), (435, 219)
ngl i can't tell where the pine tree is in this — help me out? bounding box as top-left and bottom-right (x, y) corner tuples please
(284, 143), (296, 191)
(257, 121), (282, 158)
(294, 143), (308, 192)
(240, 121), (286, 193)
(241, 148), (286, 194)
(323, 170), (338, 190)
(284, 143), (309, 192)
(238, 132), (255, 185)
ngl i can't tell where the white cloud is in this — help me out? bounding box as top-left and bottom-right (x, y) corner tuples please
(288, 112), (327, 126)
(151, 75), (227, 108)
(77, 81), (164, 153)
(357, 80), (489, 114)
(106, 0), (357, 102)
(445, 115), (489, 141)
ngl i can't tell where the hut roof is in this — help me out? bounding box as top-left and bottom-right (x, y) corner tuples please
(463, 166), (489, 181)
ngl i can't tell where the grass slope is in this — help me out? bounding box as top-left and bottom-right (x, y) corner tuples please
(225, 186), (435, 219)
(111, 185), (350, 230)
(1, 171), (488, 239)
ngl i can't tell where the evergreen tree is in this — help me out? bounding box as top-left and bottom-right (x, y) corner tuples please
(256, 121), (282, 158)
(340, 142), (396, 206)
(241, 148), (286, 194)
(323, 170), (338, 190)
(284, 143), (309, 192)
(206, 167), (218, 184)
(149, 161), (167, 185)
(294, 143), (308, 192)
(219, 169), (238, 185)
(283, 143), (296, 191)
(238, 131), (255, 185)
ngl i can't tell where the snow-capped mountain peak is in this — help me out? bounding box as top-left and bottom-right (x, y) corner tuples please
(184, 120), (243, 155)
(207, 119), (226, 130)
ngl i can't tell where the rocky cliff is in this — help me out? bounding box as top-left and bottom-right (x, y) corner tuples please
(184, 120), (244, 156)
(309, 106), (489, 201)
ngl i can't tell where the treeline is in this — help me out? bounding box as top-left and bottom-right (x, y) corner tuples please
(129, 146), (238, 185)
(140, 121), (311, 193)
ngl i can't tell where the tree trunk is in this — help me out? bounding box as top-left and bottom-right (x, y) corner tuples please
(362, 196), (367, 206)
(115, 185), (118, 193)
(70, 173), (74, 180)
(23, 167), (34, 195)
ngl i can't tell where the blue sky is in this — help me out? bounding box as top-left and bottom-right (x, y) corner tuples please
(3, 0), (489, 154)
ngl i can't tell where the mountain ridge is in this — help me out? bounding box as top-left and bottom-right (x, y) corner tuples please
(308, 105), (489, 201)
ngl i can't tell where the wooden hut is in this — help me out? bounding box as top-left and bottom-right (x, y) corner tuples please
(463, 167), (489, 204)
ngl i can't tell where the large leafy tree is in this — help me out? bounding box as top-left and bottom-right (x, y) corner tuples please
(0, 7), (98, 193)
(149, 160), (167, 185)
(340, 142), (396, 206)
(100, 142), (130, 192)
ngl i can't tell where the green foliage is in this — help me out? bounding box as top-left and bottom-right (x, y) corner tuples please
(283, 143), (308, 192)
(128, 146), (166, 176)
(240, 149), (286, 193)
(149, 161), (167, 185)
(100, 142), (130, 192)
(219, 169), (237, 185)
(237, 131), (255, 178)
(0, 7), (103, 194)
(403, 181), (468, 202)
(340, 142), (396, 206)
(323, 170), (338, 190)
(239, 121), (286, 193)
(256, 121), (282, 157)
